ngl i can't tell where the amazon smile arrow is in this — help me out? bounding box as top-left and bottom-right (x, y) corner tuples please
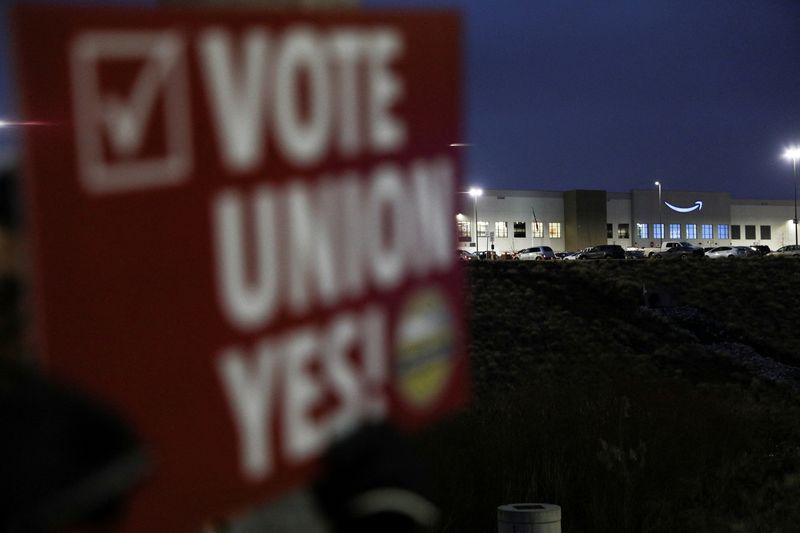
(665, 200), (703, 213)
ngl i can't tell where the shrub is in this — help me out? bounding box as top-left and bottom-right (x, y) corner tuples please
(416, 260), (800, 532)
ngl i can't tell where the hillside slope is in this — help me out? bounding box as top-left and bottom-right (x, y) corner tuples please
(418, 258), (800, 533)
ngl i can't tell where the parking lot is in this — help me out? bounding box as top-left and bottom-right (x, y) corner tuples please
(459, 243), (800, 262)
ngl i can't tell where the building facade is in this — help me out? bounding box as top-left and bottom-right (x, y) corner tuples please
(457, 189), (797, 253)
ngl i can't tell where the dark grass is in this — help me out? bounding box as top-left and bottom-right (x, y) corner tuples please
(414, 257), (800, 533)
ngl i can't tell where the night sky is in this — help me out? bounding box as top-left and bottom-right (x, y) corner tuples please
(2, 0), (800, 199)
(364, 0), (800, 200)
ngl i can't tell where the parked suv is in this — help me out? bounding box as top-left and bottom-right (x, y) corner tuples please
(653, 245), (705, 259)
(705, 246), (753, 259)
(773, 245), (800, 256)
(517, 246), (556, 260)
(577, 245), (625, 260)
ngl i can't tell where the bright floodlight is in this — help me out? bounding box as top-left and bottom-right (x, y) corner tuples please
(654, 181), (660, 186)
(783, 146), (800, 162)
(468, 187), (483, 197)
(0, 120), (8, 128)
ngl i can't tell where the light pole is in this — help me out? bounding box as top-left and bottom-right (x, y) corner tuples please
(469, 187), (483, 252)
(654, 180), (662, 246)
(783, 147), (800, 246)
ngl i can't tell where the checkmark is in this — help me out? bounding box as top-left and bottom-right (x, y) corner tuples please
(70, 30), (192, 194)
(102, 36), (182, 157)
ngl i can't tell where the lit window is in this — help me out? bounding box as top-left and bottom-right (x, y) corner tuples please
(495, 221), (508, 238)
(745, 225), (756, 240)
(686, 224), (697, 239)
(718, 224), (729, 240)
(701, 224), (712, 240)
(477, 221), (489, 237)
(637, 223), (648, 239)
(653, 224), (664, 239)
(513, 221), (526, 238)
(457, 221), (471, 238)
(760, 225), (771, 240)
(532, 222), (544, 238)
(669, 224), (680, 239)
(731, 225), (741, 239)
(618, 224), (630, 239)
(548, 222), (561, 239)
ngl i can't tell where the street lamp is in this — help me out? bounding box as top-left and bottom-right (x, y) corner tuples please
(654, 180), (662, 246)
(782, 147), (800, 246)
(469, 187), (483, 252)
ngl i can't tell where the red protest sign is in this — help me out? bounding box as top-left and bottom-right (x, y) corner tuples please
(14, 5), (467, 531)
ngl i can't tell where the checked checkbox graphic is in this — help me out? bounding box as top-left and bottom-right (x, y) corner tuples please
(71, 30), (193, 195)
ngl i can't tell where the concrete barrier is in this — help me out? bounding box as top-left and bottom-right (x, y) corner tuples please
(497, 503), (561, 533)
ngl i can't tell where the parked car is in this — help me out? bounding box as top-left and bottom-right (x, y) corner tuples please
(476, 250), (498, 261)
(562, 250), (583, 261)
(750, 245), (771, 256)
(517, 246), (556, 260)
(554, 252), (572, 259)
(772, 245), (800, 256)
(625, 248), (645, 259)
(457, 249), (479, 262)
(705, 246), (752, 259)
(576, 244), (625, 260)
(653, 245), (705, 260)
(642, 240), (703, 257)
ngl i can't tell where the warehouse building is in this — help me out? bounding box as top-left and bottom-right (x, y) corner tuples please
(456, 189), (798, 253)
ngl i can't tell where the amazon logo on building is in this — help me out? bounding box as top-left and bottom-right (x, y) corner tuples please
(665, 200), (703, 213)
